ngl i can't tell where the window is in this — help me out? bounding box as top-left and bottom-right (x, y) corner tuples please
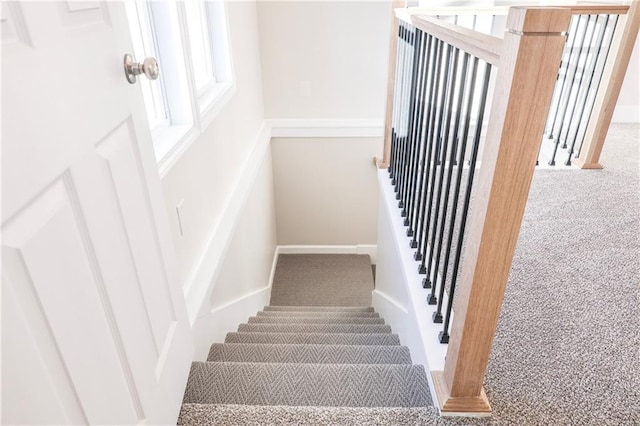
(126, 1), (170, 134)
(125, 1), (234, 172)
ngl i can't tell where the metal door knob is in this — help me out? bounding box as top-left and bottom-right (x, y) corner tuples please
(124, 54), (159, 84)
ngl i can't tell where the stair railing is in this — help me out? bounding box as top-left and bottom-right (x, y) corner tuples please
(381, 3), (638, 171)
(543, 4), (637, 167)
(381, 5), (573, 415)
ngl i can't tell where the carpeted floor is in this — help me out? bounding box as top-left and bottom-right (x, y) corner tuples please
(270, 254), (374, 306)
(473, 123), (640, 425)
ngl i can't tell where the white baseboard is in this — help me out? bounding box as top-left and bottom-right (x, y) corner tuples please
(191, 286), (271, 361)
(278, 244), (378, 264)
(612, 106), (640, 123)
(191, 247), (279, 361)
(269, 118), (384, 138)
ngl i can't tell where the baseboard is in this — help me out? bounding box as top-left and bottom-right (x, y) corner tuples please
(183, 121), (272, 324)
(612, 106), (640, 123)
(278, 244), (378, 264)
(269, 118), (384, 138)
(191, 286), (271, 360)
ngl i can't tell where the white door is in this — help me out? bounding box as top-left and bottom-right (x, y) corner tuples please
(1, 2), (192, 424)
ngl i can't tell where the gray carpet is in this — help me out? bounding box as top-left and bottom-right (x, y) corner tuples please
(178, 405), (446, 425)
(223, 331), (401, 346)
(181, 304), (432, 423)
(207, 343), (412, 364)
(269, 254), (374, 306)
(183, 362), (430, 407)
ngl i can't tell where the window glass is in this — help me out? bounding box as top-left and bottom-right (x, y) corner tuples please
(125, 1), (169, 132)
(184, 0), (216, 93)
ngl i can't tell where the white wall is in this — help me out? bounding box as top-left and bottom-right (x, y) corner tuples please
(191, 152), (277, 360)
(208, 152), (277, 311)
(161, 1), (265, 288)
(257, 1), (391, 119)
(613, 33), (640, 123)
(257, 1), (391, 249)
(159, 1), (281, 329)
(271, 136), (382, 246)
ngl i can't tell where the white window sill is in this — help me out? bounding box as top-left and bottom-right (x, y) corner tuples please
(199, 80), (236, 129)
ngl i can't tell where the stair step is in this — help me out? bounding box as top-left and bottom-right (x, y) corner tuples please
(264, 306), (375, 313)
(178, 404), (441, 425)
(247, 316), (385, 325)
(183, 362), (430, 407)
(224, 332), (401, 346)
(257, 311), (380, 318)
(237, 323), (392, 334)
(207, 343), (412, 364)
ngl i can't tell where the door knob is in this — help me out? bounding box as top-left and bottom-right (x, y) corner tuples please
(123, 54), (159, 84)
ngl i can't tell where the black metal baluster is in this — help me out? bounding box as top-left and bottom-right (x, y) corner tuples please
(407, 33), (432, 239)
(548, 16), (580, 140)
(429, 48), (464, 321)
(412, 35), (438, 256)
(403, 28), (425, 218)
(577, 14), (620, 158)
(393, 24), (408, 188)
(421, 41), (452, 292)
(560, 15), (594, 152)
(425, 43), (457, 301)
(399, 28), (421, 213)
(550, 15), (590, 165)
(405, 30), (427, 232)
(566, 15), (601, 165)
(389, 23), (406, 180)
(433, 53), (476, 316)
(395, 26), (410, 199)
(439, 61), (492, 344)
(417, 38), (445, 280)
(418, 39), (446, 283)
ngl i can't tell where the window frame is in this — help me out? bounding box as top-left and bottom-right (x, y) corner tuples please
(124, 0), (235, 176)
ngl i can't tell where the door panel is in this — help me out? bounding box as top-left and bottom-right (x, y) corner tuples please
(1, 2), (192, 424)
(2, 178), (140, 425)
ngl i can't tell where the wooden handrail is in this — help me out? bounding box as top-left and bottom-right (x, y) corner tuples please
(403, 4), (629, 17)
(432, 6), (571, 414)
(565, 4), (630, 15)
(396, 11), (503, 66)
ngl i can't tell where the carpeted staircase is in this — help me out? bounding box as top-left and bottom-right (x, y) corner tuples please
(179, 305), (432, 425)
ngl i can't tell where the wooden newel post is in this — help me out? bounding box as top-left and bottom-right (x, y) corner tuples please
(431, 7), (571, 415)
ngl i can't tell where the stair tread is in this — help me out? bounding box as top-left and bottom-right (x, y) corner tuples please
(178, 404), (440, 426)
(224, 332), (401, 346)
(247, 316), (385, 325)
(238, 323), (392, 334)
(257, 311), (380, 318)
(207, 343), (412, 364)
(183, 361), (431, 407)
(264, 306), (375, 312)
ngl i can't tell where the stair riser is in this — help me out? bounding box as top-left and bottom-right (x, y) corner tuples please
(224, 332), (401, 346)
(256, 311), (380, 318)
(264, 306), (375, 313)
(184, 362), (430, 407)
(207, 343), (412, 364)
(237, 324), (392, 334)
(247, 316), (385, 325)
